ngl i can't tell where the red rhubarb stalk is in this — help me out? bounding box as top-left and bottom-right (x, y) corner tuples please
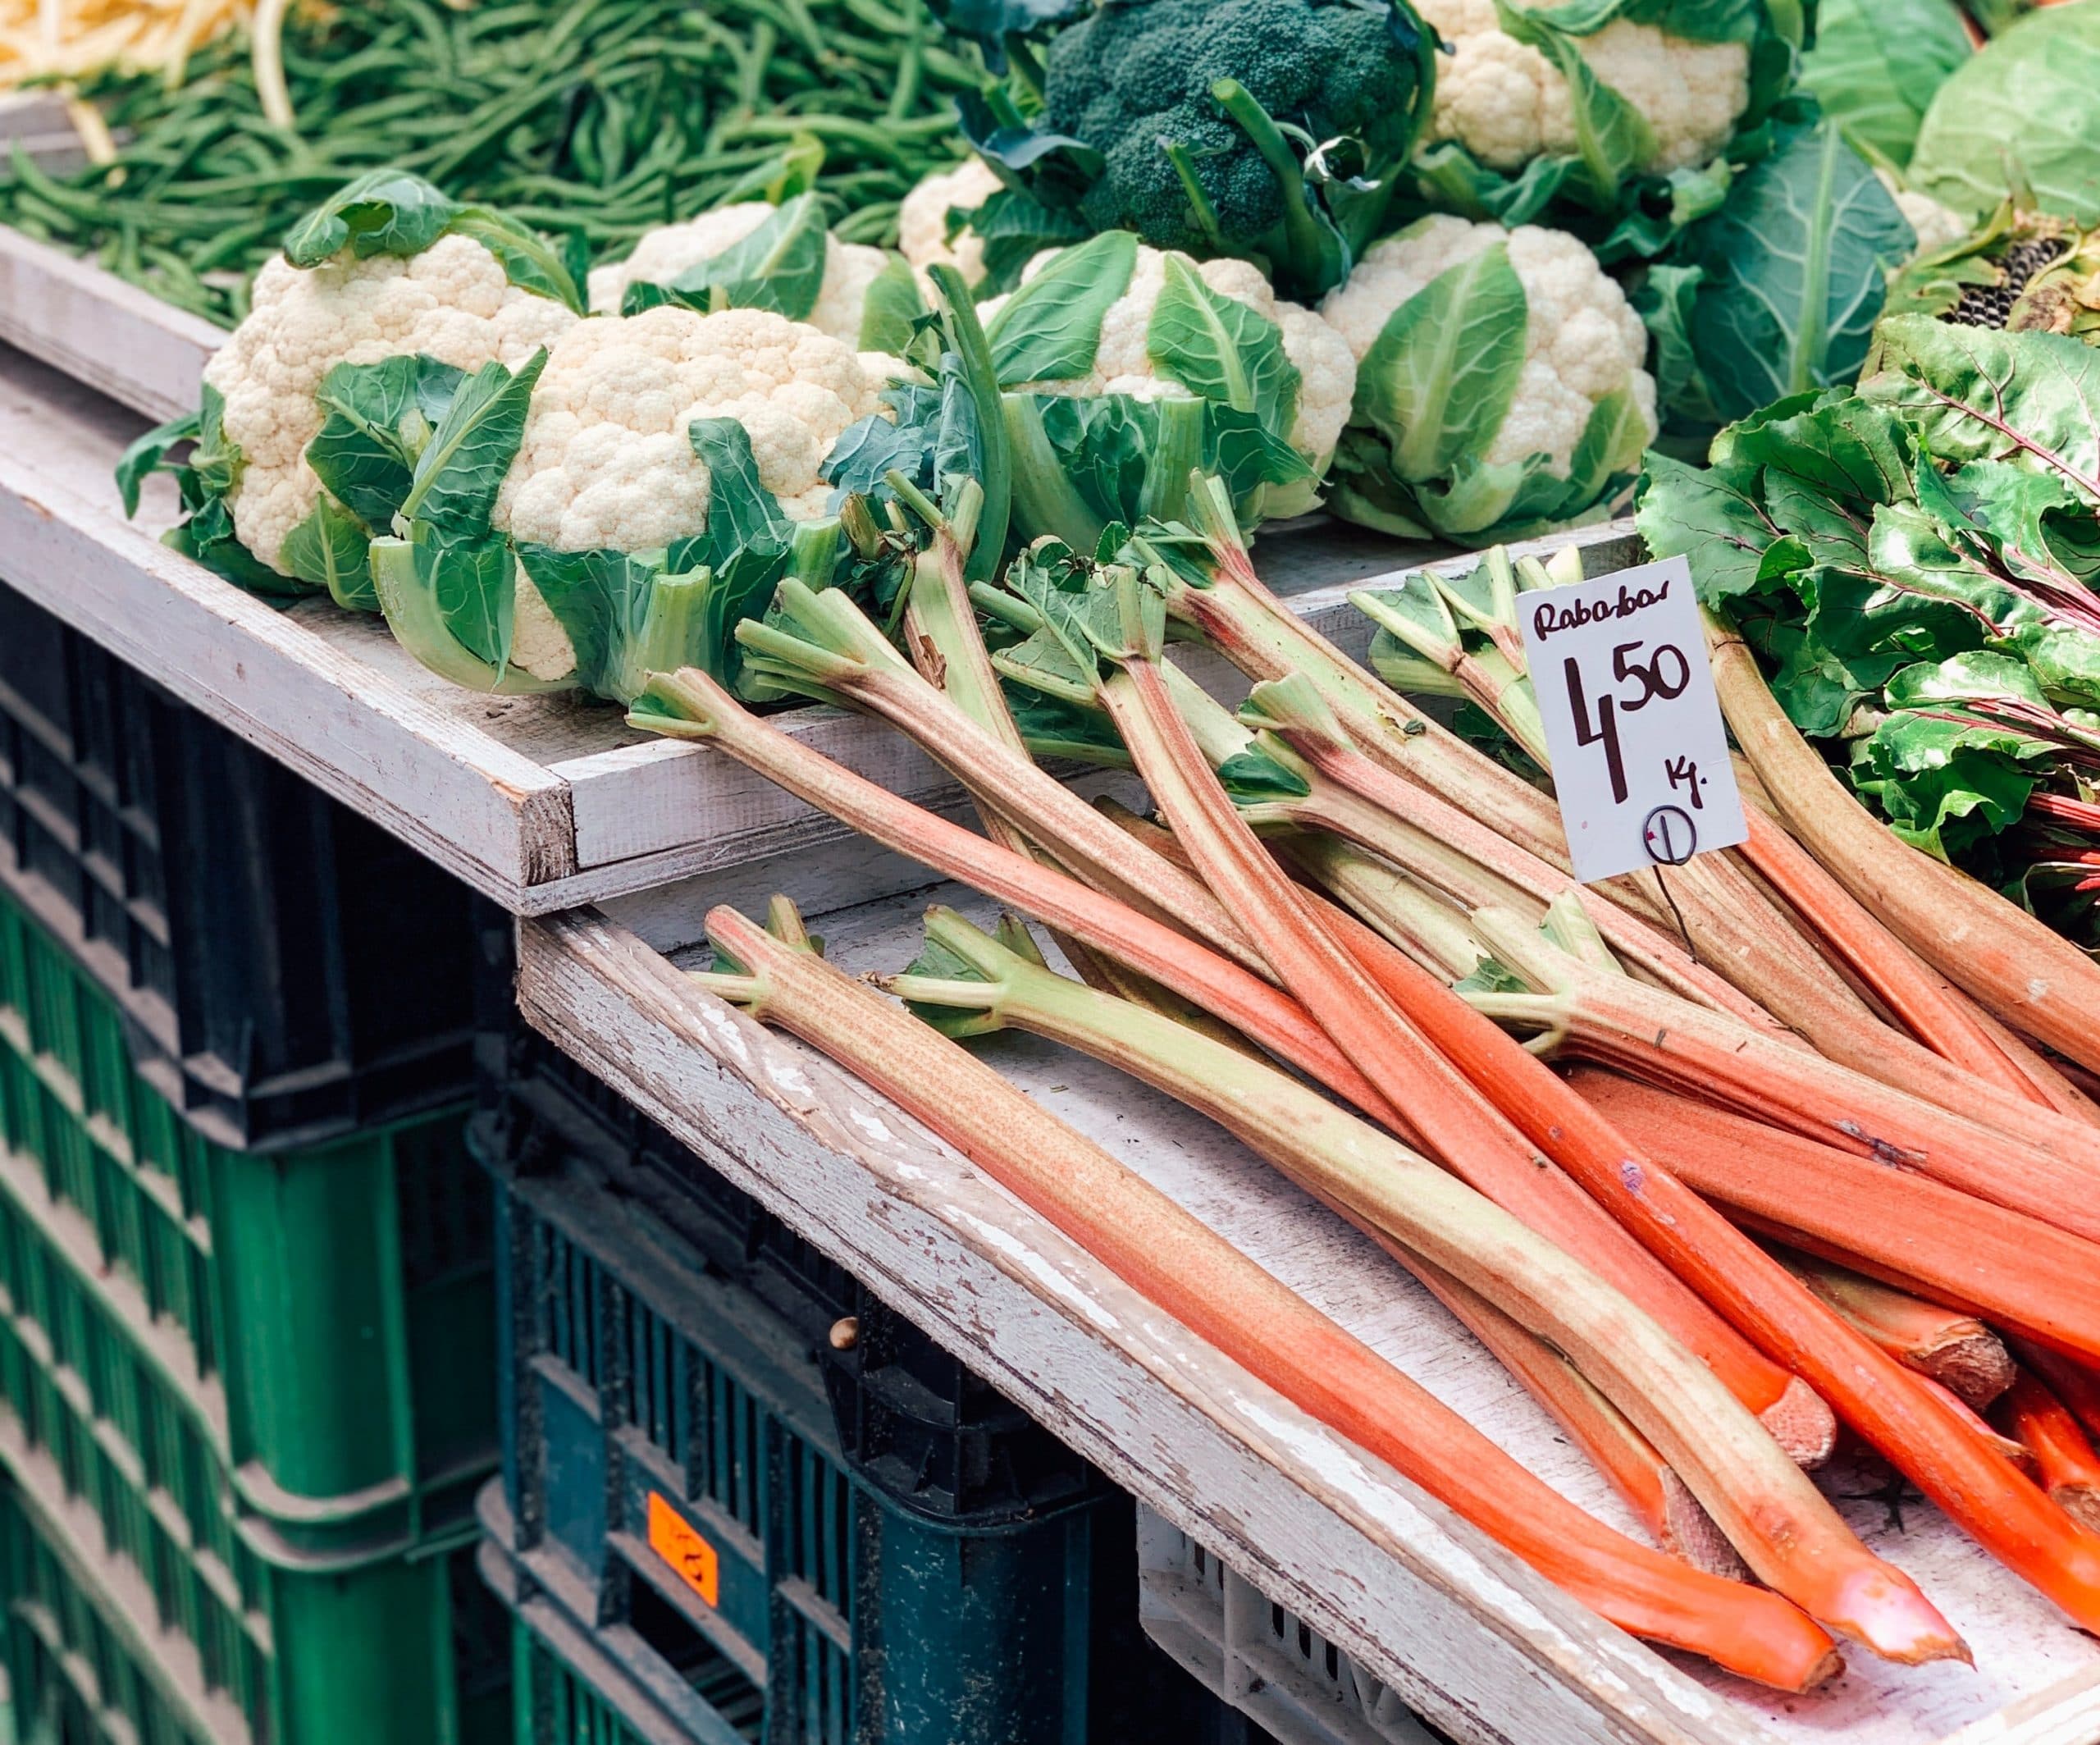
(633, 669), (1403, 1131)
(1313, 898), (2100, 1639)
(1102, 799), (1827, 1442)
(2016, 1346), (2100, 1450)
(1778, 1254), (2015, 1411)
(884, 907), (1864, 1598)
(1566, 1071), (2100, 1368)
(1469, 914), (2100, 1245)
(1421, 1263), (1743, 1574)
(2002, 1375), (2100, 1533)
(1734, 806), (2045, 1099)
(694, 902), (1843, 1692)
(1235, 674), (1788, 1031)
(1711, 615), (2100, 1076)
(734, 578), (1267, 972)
(1025, 576), (1945, 1653)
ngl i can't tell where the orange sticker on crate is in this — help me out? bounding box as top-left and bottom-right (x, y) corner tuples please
(646, 1492), (721, 1608)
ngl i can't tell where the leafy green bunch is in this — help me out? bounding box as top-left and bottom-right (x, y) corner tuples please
(1638, 314), (2100, 932)
(943, 0), (1438, 300)
(1638, 105), (1919, 430)
(823, 231), (1316, 565)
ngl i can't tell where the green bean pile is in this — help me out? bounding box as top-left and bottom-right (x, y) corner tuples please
(1, 0), (981, 325)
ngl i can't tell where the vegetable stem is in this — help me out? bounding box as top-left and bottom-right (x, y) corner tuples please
(697, 902), (1844, 1692)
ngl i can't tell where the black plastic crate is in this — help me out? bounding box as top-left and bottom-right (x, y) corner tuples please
(484, 1015), (1107, 1527)
(477, 1139), (1239, 1745)
(0, 575), (478, 1151)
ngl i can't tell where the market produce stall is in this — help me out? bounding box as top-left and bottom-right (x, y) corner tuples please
(6, 0), (2100, 1740)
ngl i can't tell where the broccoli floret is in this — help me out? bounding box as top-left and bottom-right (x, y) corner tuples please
(1038, 0), (1432, 296)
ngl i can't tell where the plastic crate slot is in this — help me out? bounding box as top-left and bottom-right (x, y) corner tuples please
(0, 578), (478, 1153)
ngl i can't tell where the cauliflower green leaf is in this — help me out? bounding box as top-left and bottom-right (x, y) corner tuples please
(283, 169), (584, 312)
(1911, 3), (2100, 226)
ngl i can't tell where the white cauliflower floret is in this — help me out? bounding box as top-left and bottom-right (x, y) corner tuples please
(1321, 215), (1658, 476)
(897, 158), (1004, 292)
(980, 244), (1355, 472)
(1416, 0), (1751, 176)
(203, 235), (578, 573)
(586, 202), (888, 346)
(492, 304), (892, 553)
(1875, 171), (1970, 258)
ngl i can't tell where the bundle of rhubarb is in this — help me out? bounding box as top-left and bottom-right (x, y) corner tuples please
(614, 282), (2100, 1696)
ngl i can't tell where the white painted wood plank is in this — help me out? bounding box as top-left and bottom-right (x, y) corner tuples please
(0, 226), (221, 422)
(519, 896), (2100, 1745)
(0, 354), (576, 895)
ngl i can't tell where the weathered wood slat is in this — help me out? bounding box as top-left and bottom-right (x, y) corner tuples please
(0, 227), (221, 422)
(524, 891), (2100, 1745)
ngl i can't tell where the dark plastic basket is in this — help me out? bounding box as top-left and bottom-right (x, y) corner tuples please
(477, 1129), (1230, 1745)
(0, 574), (477, 1152)
(484, 1017), (1106, 1527)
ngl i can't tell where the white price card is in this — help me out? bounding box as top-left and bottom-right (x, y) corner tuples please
(1520, 555), (1746, 884)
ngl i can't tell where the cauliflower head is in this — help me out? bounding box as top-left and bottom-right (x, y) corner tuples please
(586, 202), (888, 345)
(492, 304), (892, 553)
(1875, 172), (1969, 259)
(1322, 215), (1655, 478)
(203, 235), (578, 573)
(984, 244), (1355, 473)
(897, 158), (1004, 293)
(1416, 0), (1751, 176)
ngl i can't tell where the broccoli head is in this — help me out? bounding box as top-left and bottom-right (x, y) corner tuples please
(1037, 0), (1434, 297)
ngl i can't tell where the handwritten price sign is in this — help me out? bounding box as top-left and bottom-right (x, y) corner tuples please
(1520, 555), (1746, 884)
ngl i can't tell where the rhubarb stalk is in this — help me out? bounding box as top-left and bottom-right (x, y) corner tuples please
(1710, 613), (2100, 1077)
(882, 907), (1875, 1602)
(1311, 900), (2100, 1636)
(1568, 1071), (2100, 1368)
(1778, 1254), (2015, 1412)
(735, 578), (1267, 973)
(689, 902), (1843, 1691)
(2002, 1375), (2100, 1533)
(1468, 911), (2100, 1245)
(632, 669), (1404, 1130)
(1733, 806), (2046, 1100)
(992, 556), (1827, 1457)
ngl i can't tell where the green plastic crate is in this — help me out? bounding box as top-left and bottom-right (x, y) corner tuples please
(508, 1614), (653, 1745)
(0, 1468), (511, 1745)
(0, 888), (495, 1557)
